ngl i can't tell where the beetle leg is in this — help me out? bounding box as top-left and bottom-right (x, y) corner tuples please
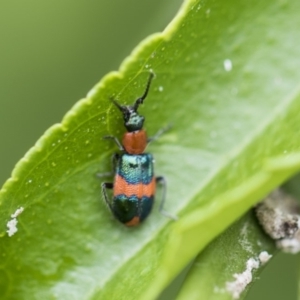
(101, 182), (114, 211)
(156, 176), (178, 220)
(147, 124), (172, 144)
(103, 135), (124, 151)
(112, 153), (119, 170)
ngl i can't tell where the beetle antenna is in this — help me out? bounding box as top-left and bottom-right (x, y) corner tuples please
(132, 72), (154, 112)
(110, 98), (127, 114)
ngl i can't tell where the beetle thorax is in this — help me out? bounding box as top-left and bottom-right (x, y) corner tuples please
(122, 130), (147, 154)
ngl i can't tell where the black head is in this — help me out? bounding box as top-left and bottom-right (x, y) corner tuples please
(111, 72), (154, 132)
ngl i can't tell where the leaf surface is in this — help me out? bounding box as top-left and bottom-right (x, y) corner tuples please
(175, 212), (276, 300)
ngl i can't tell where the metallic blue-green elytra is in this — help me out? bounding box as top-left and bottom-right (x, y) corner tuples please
(112, 153), (156, 226)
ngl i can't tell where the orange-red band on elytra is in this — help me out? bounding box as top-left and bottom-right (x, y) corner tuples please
(125, 216), (140, 226)
(113, 174), (156, 198)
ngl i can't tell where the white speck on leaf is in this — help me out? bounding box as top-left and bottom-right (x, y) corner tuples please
(158, 86), (164, 92)
(224, 59), (233, 72)
(259, 251), (272, 265)
(7, 207), (24, 237)
(7, 219), (18, 237)
(11, 207), (24, 218)
(225, 258), (259, 299)
(239, 221), (254, 254)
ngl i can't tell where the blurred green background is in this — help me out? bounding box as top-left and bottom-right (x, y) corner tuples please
(0, 1), (298, 299)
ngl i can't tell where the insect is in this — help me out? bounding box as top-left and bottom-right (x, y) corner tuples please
(100, 72), (174, 226)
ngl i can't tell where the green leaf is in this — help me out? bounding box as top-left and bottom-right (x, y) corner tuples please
(176, 212), (276, 300)
(1, 0), (300, 299)
(145, 154), (300, 300)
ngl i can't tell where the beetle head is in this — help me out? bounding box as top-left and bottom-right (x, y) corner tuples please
(111, 72), (154, 132)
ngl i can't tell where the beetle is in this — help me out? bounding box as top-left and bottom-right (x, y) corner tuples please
(100, 72), (174, 226)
